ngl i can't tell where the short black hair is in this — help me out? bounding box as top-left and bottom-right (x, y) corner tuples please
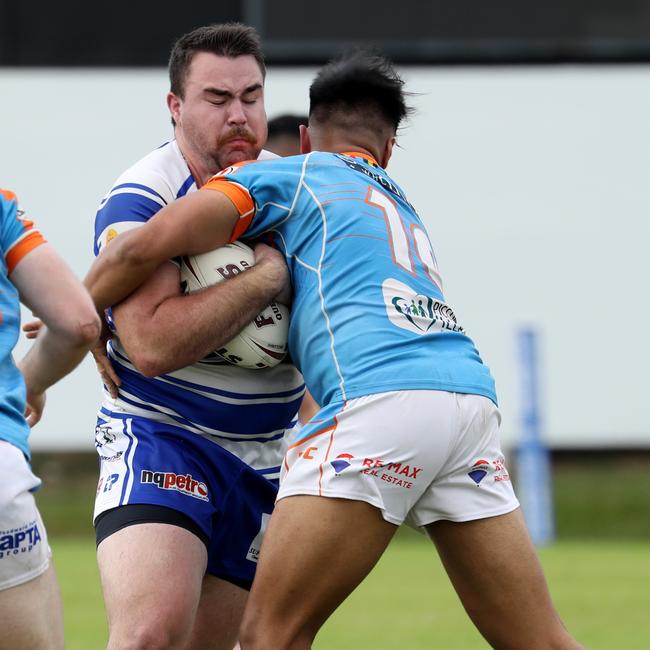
(169, 23), (265, 98)
(268, 114), (308, 139)
(309, 51), (411, 132)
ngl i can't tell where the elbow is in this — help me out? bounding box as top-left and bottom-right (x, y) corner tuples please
(128, 349), (167, 378)
(68, 314), (102, 349)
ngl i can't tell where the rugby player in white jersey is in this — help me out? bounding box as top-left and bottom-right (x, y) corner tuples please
(88, 25), (303, 650)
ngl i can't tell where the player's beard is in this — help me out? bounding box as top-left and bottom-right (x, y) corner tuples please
(215, 126), (261, 169)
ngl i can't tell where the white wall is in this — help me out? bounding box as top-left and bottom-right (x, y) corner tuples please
(1, 65), (648, 450)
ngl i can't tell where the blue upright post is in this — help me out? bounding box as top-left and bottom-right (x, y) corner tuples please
(516, 328), (555, 545)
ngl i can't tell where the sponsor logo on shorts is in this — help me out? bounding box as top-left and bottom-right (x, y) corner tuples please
(331, 453), (354, 475)
(361, 457), (423, 489)
(95, 425), (116, 448)
(97, 473), (120, 495)
(140, 470), (209, 501)
(298, 446), (318, 460)
(468, 457), (511, 485)
(246, 513), (271, 563)
(0, 521), (42, 559)
(99, 451), (123, 462)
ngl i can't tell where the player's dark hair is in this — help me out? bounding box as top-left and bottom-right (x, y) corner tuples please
(309, 51), (411, 132)
(267, 114), (308, 139)
(169, 23), (266, 98)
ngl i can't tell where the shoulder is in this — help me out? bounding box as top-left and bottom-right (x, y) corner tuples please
(105, 140), (193, 206)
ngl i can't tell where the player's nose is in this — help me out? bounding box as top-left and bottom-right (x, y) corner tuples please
(226, 99), (247, 125)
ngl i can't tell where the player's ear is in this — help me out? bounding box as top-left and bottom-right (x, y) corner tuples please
(167, 92), (182, 126)
(299, 125), (312, 154)
(380, 136), (396, 169)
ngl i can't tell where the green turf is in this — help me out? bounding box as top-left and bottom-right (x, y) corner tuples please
(51, 534), (650, 649)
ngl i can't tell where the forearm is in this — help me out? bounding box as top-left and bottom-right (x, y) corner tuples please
(119, 260), (285, 376)
(19, 322), (99, 394)
(85, 228), (164, 312)
(85, 191), (238, 312)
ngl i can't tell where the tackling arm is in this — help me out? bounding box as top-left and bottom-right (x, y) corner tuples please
(85, 189), (240, 312)
(113, 244), (288, 377)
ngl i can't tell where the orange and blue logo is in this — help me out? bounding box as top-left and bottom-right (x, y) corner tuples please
(331, 453), (354, 475)
(468, 459), (491, 485)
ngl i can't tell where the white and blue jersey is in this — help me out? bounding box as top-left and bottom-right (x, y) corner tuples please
(94, 142), (304, 482)
(203, 151), (496, 408)
(0, 190), (46, 459)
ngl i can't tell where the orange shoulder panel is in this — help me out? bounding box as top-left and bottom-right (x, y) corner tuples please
(6, 231), (46, 274)
(201, 178), (255, 242)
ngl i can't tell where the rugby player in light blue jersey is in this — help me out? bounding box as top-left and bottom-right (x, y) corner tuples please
(0, 189), (100, 649)
(87, 24), (302, 650)
(84, 52), (584, 649)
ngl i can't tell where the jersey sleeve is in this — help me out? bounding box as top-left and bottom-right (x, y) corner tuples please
(94, 173), (173, 256)
(201, 157), (304, 241)
(0, 189), (46, 274)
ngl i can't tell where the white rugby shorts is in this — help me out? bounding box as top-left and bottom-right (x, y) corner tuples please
(0, 441), (51, 590)
(279, 390), (519, 527)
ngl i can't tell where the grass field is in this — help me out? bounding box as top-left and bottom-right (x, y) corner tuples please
(52, 533), (650, 649)
(36, 452), (650, 649)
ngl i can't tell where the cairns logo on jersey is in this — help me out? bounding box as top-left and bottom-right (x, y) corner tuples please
(141, 470), (209, 501)
(383, 278), (465, 336)
(0, 521), (42, 559)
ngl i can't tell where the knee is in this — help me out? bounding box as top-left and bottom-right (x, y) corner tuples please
(109, 619), (189, 650)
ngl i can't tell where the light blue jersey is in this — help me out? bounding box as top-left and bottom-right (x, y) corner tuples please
(0, 190), (46, 458)
(205, 151), (496, 407)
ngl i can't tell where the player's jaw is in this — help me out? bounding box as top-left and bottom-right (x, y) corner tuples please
(216, 127), (261, 168)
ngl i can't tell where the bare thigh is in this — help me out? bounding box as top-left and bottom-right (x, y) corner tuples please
(239, 495), (397, 650)
(188, 574), (248, 650)
(0, 562), (63, 650)
(98, 523), (207, 650)
(426, 508), (584, 650)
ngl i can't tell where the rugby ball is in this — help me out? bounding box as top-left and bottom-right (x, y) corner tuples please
(180, 241), (289, 369)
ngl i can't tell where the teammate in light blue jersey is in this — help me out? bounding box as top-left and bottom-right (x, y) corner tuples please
(0, 189), (100, 649)
(85, 52), (584, 649)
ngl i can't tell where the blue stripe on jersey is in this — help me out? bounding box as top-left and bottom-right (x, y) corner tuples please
(111, 183), (168, 205)
(94, 193), (163, 255)
(110, 346), (304, 400)
(257, 466), (281, 475)
(104, 396), (287, 444)
(160, 370), (305, 401)
(114, 363), (301, 436)
(176, 175), (196, 198)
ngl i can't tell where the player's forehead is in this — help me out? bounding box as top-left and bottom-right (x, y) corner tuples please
(185, 52), (264, 95)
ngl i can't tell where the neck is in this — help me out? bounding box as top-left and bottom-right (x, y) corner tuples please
(309, 133), (384, 166)
(174, 131), (219, 187)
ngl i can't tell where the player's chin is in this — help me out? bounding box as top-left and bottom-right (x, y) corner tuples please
(220, 144), (260, 167)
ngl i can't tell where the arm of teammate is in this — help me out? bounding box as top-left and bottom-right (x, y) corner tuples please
(13, 244), (101, 425)
(85, 190), (240, 312)
(112, 243), (289, 377)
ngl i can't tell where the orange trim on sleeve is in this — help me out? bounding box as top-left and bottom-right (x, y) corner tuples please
(0, 189), (17, 202)
(6, 231), (46, 274)
(202, 178), (254, 216)
(201, 178), (255, 242)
